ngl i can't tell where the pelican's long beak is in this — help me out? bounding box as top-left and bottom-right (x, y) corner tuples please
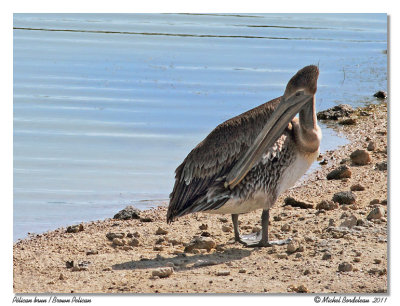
(225, 91), (313, 189)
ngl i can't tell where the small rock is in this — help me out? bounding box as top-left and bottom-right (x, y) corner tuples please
(367, 207), (385, 220)
(140, 217), (153, 222)
(327, 165), (352, 180)
(222, 225), (232, 233)
(374, 259), (382, 264)
(339, 118), (357, 125)
(66, 224), (84, 233)
(332, 191), (356, 205)
(112, 238), (126, 246)
(106, 232), (125, 240)
(319, 158), (328, 165)
(273, 215), (282, 221)
(218, 217), (228, 223)
(113, 205), (140, 220)
(201, 231), (211, 237)
(369, 199), (380, 205)
(123, 245), (133, 251)
(374, 91), (387, 99)
(350, 184), (365, 191)
(252, 226), (261, 233)
(276, 254), (288, 259)
(184, 236), (216, 252)
(316, 200), (338, 211)
(239, 268), (246, 273)
(193, 259), (218, 267)
(376, 161), (387, 171)
(199, 224), (208, 230)
(303, 269), (311, 275)
(367, 141), (376, 151)
(216, 270), (230, 276)
(153, 246), (163, 251)
(338, 262), (353, 272)
(350, 149), (371, 165)
(155, 227), (168, 235)
(152, 267), (173, 278)
(281, 224), (291, 232)
(86, 250), (98, 255)
(322, 252), (332, 260)
(317, 104), (354, 120)
(287, 240), (301, 254)
(284, 197), (314, 209)
(59, 273), (65, 280)
(339, 214), (357, 228)
(353, 257), (361, 263)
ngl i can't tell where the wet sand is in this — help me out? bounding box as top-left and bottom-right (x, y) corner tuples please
(13, 101), (388, 294)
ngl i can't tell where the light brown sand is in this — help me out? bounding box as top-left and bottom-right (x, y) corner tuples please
(13, 102), (388, 294)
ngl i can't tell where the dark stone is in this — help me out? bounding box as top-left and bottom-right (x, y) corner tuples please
(317, 104), (354, 120)
(327, 165), (352, 180)
(316, 200), (338, 211)
(332, 191), (356, 205)
(350, 184), (365, 191)
(284, 197), (314, 209)
(140, 217), (153, 222)
(376, 161), (387, 171)
(66, 224), (84, 233)
(373, 91), (387, 99)
(113, 205), (141, 220)
(339, 118), (357, 125)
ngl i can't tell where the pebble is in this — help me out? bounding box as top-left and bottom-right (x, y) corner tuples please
(222, 225), (232, 233)
(284, 197), (314, 209)
(287, 240), (301, 254)
(112, 238), (126, 246)
(316, 200), (338, 211)
(106, 232), (125, 240)
(239, 268), (246, 273)
(153, 246), (163, 251)
(252, 226), (261, 233)
(123, 245), (133, 251)
(193, 259), (218, 267)
(350, 183), (365, 191)
(155, 227), (168, 235)
(374, 91), (387, 99)
(218, 217), (228, 223)
(367, 207), (385, 220)
(369, 199), (380, 205)
(216, 270), (230, 276)
(129, 238), (140, 247)
(339, 214), (357, 228)
(350, 149), (371, 165)
(152, 267), (173, 278)
(374, 259), (382, 264)
(327, 165), (352, 180)
(332, 191), (356, 205)
(376, 161), (387, 171)
(273, 216), (282, 221)
(339, 118), (357, 125)
(86, 250), (98, 255)
(59, 273), (65, 280)
(113, 205), (140, 220)
(322, 252), (332, 260)
(66, 224), (84, 233)
(289, 284), (308, 293)
(353, 257), (361, 263)
(140, 217), (153, 222)
(184, 236), (216, 252)
(199, 224), (208, 230)
(338, 262), (353, 272)
(201, 231), (211, 237)
(367, 141), (376, 151)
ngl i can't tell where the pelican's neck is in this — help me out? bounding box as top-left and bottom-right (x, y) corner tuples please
(294, 96), (321, 153)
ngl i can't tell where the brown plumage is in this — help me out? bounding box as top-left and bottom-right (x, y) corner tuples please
(167, 65), (321, 249)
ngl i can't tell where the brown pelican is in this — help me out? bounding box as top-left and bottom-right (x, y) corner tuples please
(167, 65), (321, 247)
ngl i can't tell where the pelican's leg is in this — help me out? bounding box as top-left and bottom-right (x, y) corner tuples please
(236, 209), (292, 247)
(231, 214), (240, 242)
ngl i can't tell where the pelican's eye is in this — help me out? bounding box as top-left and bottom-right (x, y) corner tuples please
(295, 91), (301, 97)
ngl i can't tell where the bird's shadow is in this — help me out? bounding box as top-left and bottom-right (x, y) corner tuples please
(112, 247), (252, 272)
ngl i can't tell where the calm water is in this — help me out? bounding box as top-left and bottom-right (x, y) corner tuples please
(13, 13), (387, 241)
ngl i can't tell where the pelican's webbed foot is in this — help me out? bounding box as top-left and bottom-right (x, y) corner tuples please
(231, 209), (292, 248)
(237, 232), (292, 247)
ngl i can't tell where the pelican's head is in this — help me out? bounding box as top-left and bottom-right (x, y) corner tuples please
(283, 65), (319, 100)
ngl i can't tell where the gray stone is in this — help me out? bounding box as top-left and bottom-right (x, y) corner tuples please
(152, 267), (173, 278)
(316, 200), (339, 211)
(184, 236), (216, 252)
(367, 207), (385, 220)
(332, 191), (356, 205)
(338, 262), (353, 272)
(317, 104), (354, 120)
(113, 205), (140, 220)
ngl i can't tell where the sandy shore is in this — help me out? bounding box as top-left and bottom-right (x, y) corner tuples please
(13, 101), (388, 294)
